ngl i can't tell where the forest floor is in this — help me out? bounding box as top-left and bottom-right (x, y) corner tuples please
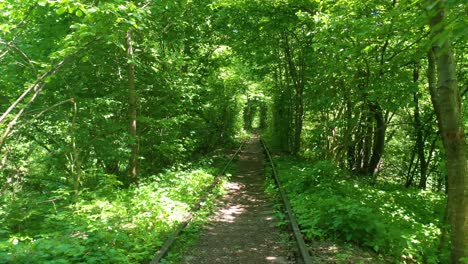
(181, 135), (292, 264)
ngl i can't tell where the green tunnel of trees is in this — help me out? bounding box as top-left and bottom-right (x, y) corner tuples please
(0, 0), (466, 263)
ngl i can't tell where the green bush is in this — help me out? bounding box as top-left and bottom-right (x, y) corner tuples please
(273, 156), (447, 263)
(0, 164), (222, 264)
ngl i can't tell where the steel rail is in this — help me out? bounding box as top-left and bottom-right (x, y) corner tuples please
(150, 142), (245, 264)
(260, 138), (313, 264)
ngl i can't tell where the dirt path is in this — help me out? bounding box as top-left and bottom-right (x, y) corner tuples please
(182, 136), (291, 264)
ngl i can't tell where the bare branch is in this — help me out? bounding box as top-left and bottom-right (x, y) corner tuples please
(0, 49), (10, 60)
(24, 98), (74, 118)
(0, 40), (37, 74)
(0, 82), (45, 150)
(0, 58), (67, 124)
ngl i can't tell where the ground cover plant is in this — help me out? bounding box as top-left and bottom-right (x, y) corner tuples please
(272, 156), (447, 263)
(0, 158), (229, 264)
(0, 0), (465, 262)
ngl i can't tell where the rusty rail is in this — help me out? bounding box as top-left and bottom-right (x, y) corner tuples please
(150, 142), (245, 264)
(260, 138), (313, 264)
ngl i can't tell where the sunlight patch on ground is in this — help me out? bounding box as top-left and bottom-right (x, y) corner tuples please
(265, 256), (288, 263)
(327, 245), (339, 253)
(227, 182), (244, 190)
(216, 203), (246, 223)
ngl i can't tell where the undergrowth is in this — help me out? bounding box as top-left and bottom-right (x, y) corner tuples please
(272, 156), (448, 264)
(159, 162), (238, 264)
(0, 158), (229, 264)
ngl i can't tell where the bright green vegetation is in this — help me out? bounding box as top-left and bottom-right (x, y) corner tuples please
(272, 155), (447, 263)
(0, 159), (228, 263)
(158, 162), (238, 264)
(0, 0), (466, 263)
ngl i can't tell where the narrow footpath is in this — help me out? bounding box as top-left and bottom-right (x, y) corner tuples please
(182, 136), (291, 264)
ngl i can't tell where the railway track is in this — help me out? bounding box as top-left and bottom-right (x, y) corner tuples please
(150, 137), (312, 264)
(149, 142), (245, 264)
(260, 138), (312, 264)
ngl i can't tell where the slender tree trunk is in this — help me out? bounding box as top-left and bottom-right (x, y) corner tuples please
(293, 86), (304, 155)
(414, 93), (428, 189)
(294, 44), (306, 156)
(70, 99), (82, 194)
(424, 134), (438, 180)
(0, 146), (10, 172)
(243, 102), (253, 130)
(280, 60), (293, 153)
(428, 1), (467, 262)
(260, 103), (267, 129)
(345, 95), (355, 171)
(405, 143), (418, 187)
(361, 108), (373, 174)
(355, 111), (365, 172)
(283, 33), (304, 155)
(413, 67), (428, 189)
(126, 29), (138, 184)
(368, 102), (386, 175)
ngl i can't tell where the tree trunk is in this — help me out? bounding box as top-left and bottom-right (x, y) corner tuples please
(428, 1), (467, 262)
(293, 86), (304, 155)
(278, 61), (293, 153)
(405, 143), (418, 188)
(259, 103), (267, 129)
(361, 108), (373, 174)
(414, 93), (428, 189)
(355, 111), (365, 172)
(126, 29), (138, 184)
(70, 99), (82, 194)
(283, 33), (304, 155)
(368, 102), (386, 175)
(413, 67), (428, 189)
(345, 96), (355, 171)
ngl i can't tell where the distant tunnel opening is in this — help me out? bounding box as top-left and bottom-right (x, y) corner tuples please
(243, 99), (267, 131)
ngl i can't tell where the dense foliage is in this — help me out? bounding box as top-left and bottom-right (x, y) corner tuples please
(0, 0), (466, 263)
(0, 159), (227, 263)
(271, 156), (446, 263)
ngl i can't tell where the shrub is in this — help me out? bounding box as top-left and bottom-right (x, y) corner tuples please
(273, 157), (447, 263)
(0, 165), (221, 263)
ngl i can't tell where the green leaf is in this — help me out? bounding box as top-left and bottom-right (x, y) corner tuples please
(70, 24), (81, 30)
(373, 245), (380, 252)
(56, 7), (66, 15)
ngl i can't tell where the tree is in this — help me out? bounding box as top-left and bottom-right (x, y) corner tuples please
(126, 29), (138, 184)
(427, 0), (467, 262)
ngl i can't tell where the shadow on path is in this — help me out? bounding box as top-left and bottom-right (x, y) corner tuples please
(182, 135), (290, 264)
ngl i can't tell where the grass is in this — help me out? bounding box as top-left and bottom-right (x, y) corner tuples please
(266, 155), (447, 264)
(0, 156), (235, 264)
